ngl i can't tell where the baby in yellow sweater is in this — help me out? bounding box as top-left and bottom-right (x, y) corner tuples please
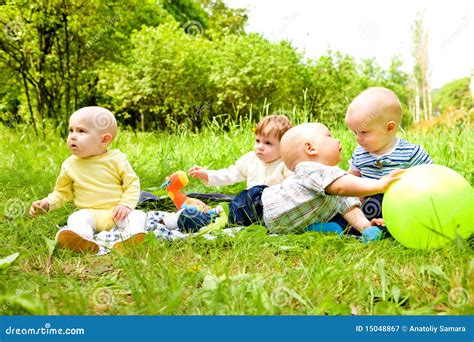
(29, 106), (146, 253)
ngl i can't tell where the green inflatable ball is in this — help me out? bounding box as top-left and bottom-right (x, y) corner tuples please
(382, 164), (473, 249)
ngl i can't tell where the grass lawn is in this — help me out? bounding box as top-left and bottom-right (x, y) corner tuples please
(0, 121), (473, 315)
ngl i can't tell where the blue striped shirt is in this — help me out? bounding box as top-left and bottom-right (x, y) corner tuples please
(349, 138), (433, 180)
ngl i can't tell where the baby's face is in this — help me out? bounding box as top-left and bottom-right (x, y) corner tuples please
(312, 125), (342, 166)
(67, 113), (107, 158)
(346, 111), (394, 154)
(254, 131), (281, 163)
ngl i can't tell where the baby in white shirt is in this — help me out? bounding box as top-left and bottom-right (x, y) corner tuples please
(189, 114), (293, 188)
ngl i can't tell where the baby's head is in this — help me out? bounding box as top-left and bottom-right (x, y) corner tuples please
(280, 123), (342, 171)
(254, 114), (292, 163)
(345, 87), (402, 154)
(67, 106), (117, 158)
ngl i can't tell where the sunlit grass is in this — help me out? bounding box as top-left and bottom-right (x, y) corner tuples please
(0, 120), (473, 315)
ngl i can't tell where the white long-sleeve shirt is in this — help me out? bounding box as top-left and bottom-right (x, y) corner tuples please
(207, 151), (293, 189)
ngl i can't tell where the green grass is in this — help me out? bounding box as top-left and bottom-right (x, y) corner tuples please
(0, 121), (473, 315)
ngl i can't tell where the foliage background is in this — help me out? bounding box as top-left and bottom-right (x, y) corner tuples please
(0, 0), (417, 134)
(0, 0), (473, 316)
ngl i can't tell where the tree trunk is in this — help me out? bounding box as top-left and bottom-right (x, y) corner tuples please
(422, 83), (428, 121)
(73, 44), (82, 110)
(426, 85), (432, 120)
(63, 11), (71, 121)
(21, 72), (37, 134)
(415, 93), (420, 123)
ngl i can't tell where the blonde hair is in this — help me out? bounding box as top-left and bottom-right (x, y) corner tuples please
(347, 87), (402, 125)
(255, 114), (292, 140)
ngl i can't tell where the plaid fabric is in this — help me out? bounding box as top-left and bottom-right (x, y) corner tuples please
(262, 162), (360, 234)
(58, 210), (243, 256)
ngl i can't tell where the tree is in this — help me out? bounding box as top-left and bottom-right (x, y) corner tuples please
(433, 77), (473, 113)
(1, 0), (415, 132)
(411, 11), (432, 122)
(0, 0), (172, 135)
(304, 51), (359, 125)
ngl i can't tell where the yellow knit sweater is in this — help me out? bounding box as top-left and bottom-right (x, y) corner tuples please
(46, 149), (140, 211)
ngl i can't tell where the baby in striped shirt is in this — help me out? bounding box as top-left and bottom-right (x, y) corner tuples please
(345, 87), (433, 228)
(176, 123), (403, 239)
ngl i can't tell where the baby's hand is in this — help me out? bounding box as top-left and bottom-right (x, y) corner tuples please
(348, 169), (361, 177)
(378, 169), (404, 193)
(113, 205), (132, 222)
(29, 199), (50, 217)
(370, 217), (385, 226)
(188, 166), (209, 182)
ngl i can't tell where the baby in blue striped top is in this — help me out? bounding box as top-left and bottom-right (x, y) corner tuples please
(345, 87), (432, 232)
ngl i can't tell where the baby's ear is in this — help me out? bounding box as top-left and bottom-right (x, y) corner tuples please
(386, 121), (397, 133)
(304, 142), (317, 155)
(101, 133), (113, 145)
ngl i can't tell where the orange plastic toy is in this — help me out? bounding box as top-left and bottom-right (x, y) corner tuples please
(165, 171), (211, 212)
